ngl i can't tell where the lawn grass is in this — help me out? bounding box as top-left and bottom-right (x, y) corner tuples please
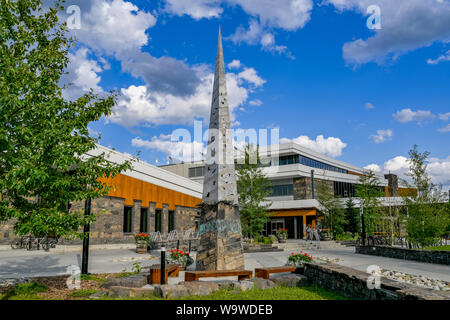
(424, 245), (450, 251)
(182, 285), (348, 300)
(102, 284), (348, 301)
(67, 289), (99, 297)
(0, 282), (48, 300)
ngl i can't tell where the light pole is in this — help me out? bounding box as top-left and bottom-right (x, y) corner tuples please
(81, 197), (91, 275)
(160, 246), (166, 285)
(360, 202), (366, 246)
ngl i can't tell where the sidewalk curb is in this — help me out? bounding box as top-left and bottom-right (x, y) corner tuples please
(0, 244), (135, 253)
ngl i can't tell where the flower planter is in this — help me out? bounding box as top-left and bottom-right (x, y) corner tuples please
(278, 239), (286, 243)
(136, 244), (148, 254)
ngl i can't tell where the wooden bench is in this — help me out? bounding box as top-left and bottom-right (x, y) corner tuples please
(184, 270), (253, 282)
(255, 266), (303, 279)
(149, 264), (181, 284)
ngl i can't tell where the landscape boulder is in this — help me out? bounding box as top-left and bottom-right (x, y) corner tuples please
(270, 273), (310, 287)
(101, 274), (148, 289)
(154, 284), (190, 299)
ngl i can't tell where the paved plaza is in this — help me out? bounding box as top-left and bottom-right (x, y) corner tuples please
(1, 245), (449, 282)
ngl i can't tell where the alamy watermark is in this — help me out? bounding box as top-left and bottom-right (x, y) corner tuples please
(167, 120), (280, 166)
(66, 5), (81, 30)
(366, 265), (381, 289)
(367, 5), (382, 30)
(66, 265), (81, 290)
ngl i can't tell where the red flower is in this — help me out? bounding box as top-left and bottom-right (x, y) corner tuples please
(304, 253), (308, 256)
(309, 257), (312, 260)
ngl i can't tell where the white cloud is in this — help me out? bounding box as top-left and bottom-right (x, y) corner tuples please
(68, 0), (157, 55)
(384, 156), (409, 172)
(364, 164), (382, 172)
(228, 60), (242, 69)
(366, 155), (450, 189)
(249, 99), (263, 106)
(325, 0), (450, 65)
(163, 0), (223, 20)
(393, 108), (435, 124)
(370, 129), (393, 144)
(365, 102), (375, 109)
(228, 0), (313, 30)
(438, 124), (450, 132)
(280, 135), (348, 157)
(237, 68), (266, 88)
(108, 67), (265, 127)
(427, 50), (450, 64)
(132, 135), (206, 162)
(439, 112), (450, 121)
(62, 48), (104, 100)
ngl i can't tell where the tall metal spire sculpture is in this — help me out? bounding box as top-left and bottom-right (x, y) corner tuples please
(196, 28), (244, 271)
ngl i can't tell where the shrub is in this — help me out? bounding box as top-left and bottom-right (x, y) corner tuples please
(287, 251), (313, 266)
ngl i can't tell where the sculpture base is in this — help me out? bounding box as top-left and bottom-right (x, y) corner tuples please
(196, 202), (244, 271)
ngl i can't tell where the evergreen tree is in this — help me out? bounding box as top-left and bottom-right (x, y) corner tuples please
(344, 198), (360, 234)
(236, 145), (272, 238)
(0, 0), (131, 239)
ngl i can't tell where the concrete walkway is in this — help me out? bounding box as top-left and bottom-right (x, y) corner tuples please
(245, 247), (450, 282)
(1, 246), (449, 282)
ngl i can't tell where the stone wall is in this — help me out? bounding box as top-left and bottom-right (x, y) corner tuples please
(293, 177), (333, 200)
(304, 262), (450, 300)
(356, 245), (450, 266)
(196, 202), (244, 271)
(0, 196), (200, 245)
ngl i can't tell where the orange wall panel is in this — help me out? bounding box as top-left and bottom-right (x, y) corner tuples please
(99, 174), (201, 210)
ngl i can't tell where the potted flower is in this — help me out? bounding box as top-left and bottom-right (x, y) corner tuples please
(168, 249), (194, 270)
(320, 228), (331, 241)
(286, 251), (313, 267)
(276, 228), (288, 243)
(135, 233), (151, 254)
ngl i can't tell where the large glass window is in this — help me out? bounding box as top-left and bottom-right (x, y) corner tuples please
(299, 156), (348, 174)
(123, 206), (133, 233)
(267, 184), (294, 197)
(168, 210), (175, 232)
(155, 209), (162, 232)
(188, 166), (205, 178)
(279, 155), (299, 166)
(140, 208), (148, 233)
(334, 181), (356, 198)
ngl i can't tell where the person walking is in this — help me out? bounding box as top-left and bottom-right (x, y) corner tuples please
(313, 223), (321, 249)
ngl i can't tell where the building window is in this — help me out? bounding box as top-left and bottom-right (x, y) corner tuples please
(168, 210), (175, 232)
(299, 156), (348, 174)
(123, 206), (133, 233)
(189, 166), (205, 178)
(268, 184), (294, 197)
(140, 208), (149, 233)
(279, 155), (299, 166)
(333, 181), (356, 198)
(155, 209), (162, 233)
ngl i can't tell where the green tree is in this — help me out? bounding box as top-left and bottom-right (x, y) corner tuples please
(236, 145), (272, 238)
(0, 0), (131, 239)
(403, 145), (449, 248)
(344, 198), (360, 234)
(316, 179), (344, 239)
(355, 171), (383, 236)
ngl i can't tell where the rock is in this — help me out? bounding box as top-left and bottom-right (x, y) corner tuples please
(101, 274), (148, 289)
(249, 278), (276, 290)
(239, 280), (255, 291)
(108, 286), (133, 298)
(271, 273), (310, 287)
(178, 281), (219, 296)
(213, 280), (241, 290)
(154, 284), (190, 299)
(89, 290), (108, 299)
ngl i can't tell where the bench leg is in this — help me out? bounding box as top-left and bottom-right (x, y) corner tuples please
(238, 274), (252, 281)
(185, 273), (195, 282)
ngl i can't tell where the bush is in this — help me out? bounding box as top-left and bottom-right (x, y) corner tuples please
(254, 235), (273, 245)
(287, 251), (313, 266)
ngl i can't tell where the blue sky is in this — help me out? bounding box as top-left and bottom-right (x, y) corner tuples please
(57, 0), (450, 187)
